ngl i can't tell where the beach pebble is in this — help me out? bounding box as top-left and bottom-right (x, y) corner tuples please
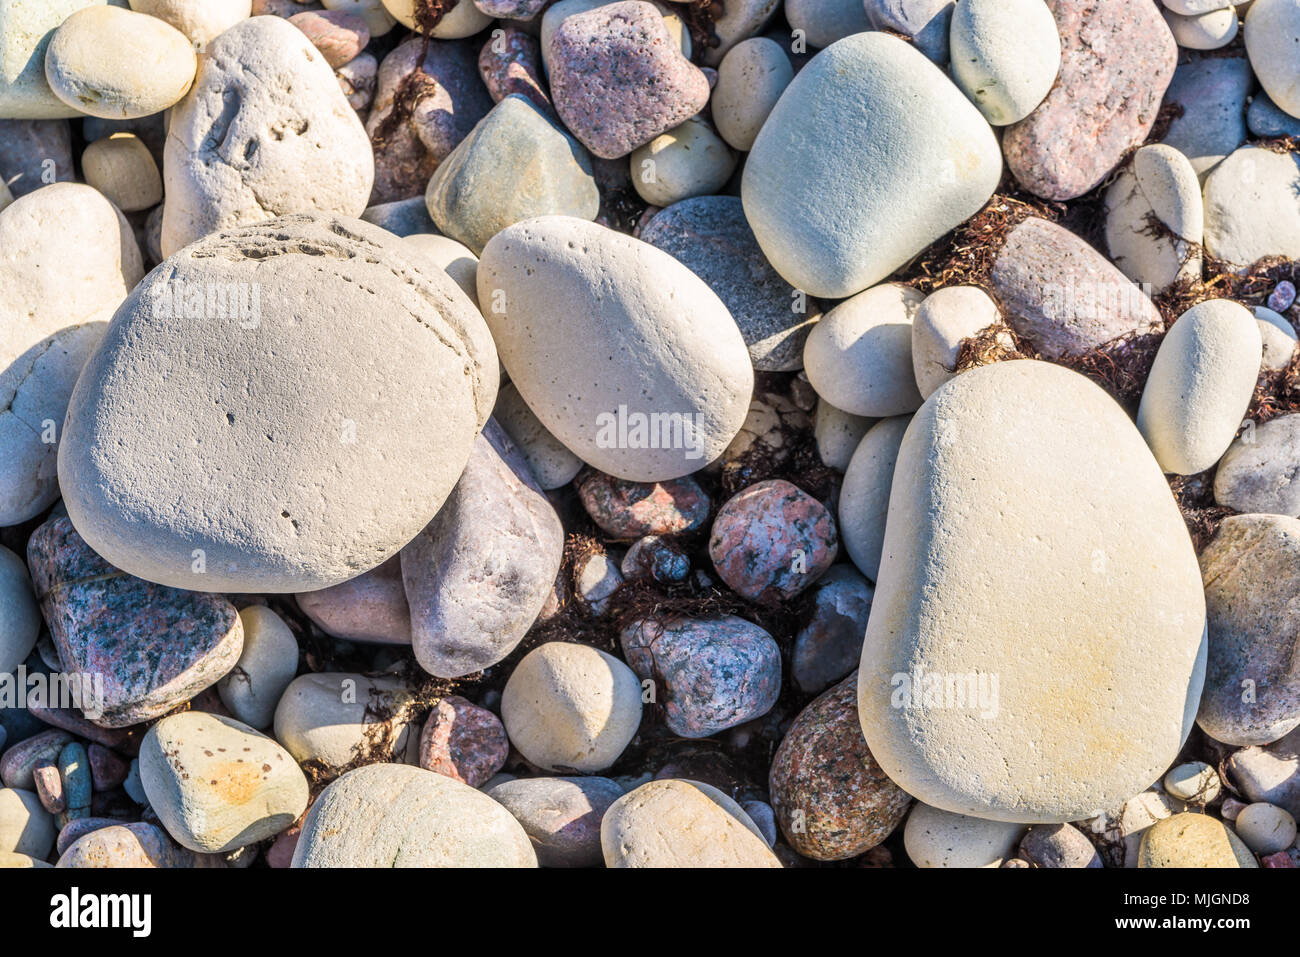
(493, 384), (583, 490)
(288, 9), (369, 68)
(1247, 91), (1300, 138)
(1003, 0), (1177, 201)
(1203, 146), (1300, 271)
(1214, 413), (1300, 514)
(621, 535), (689, 583)
(904, 803), (1026, 868)
(712, 38), (792, 151)
(486, 775), (624, 867)
(548, 1), (709, 160)
(0, 1), (110, 118)
(294, 763), (536, 866)
(630, 118), (736, 207)
(784, 0), (872, 50)
(1137, 300), (1261, 475)
(705, 0), (782, 65)
(27, 515), (243, 728)
(1161, 53), (1252, 178)
(743, 32), (1000, 299)
(61, 214), (497, 593)
(1165, 0), (1237, 12)
(838, 416), (910, 581)
(217, 606), (300, 730)
(864, 0), (955, 62)
(87, 745), (127, 792)
(0, 120), (74, 195)
(1019, 823), (1102, 867)
(428, 95), (599, 255)
(478, 25), (551, 115)
(574, 551), (623, 615)
(323, 0), (394, 35)
(1114, 789), (1185, 867)
(366, 37), (491, 203)
(57, 821), (198, 868)
(805, 283), (925, 417)
(858, 360), (1207, 822)
(1228, 727), (1300, 816)
(403, 233), (480, 306)
(639, 195), (819, 373)
(45, 6), (196, 119)
(814, 401), (874, 471)
(161, 17), (372, 255)
(337, 50), (376, 111)
(1105, 144), (1204, 294)
(1139, 812), (1257, 867)
(478, 217), (752, 482)
(577, 471), (710, 538)
(601, 778), (781, 867)
(417, 696), (508, 788)
(0, 182), (142, 526)
(1165, 761), (1223, 803)
(1245, 0), (1300, 119)
(401, 420), (564, 678)
(0, 546), (39, 676)
(382, 0), (491, 37)
(1164, 5), (1240, 48)
(621, 615), (781, 737)
(708, 479), (837, 602)
(128, 0), (252, 49)
(1, 730), (73, 790)
(81, 133), (162, 213)
(0, 788), (54, 858)
(949, 0), (1062, 126)
(911, 286), (1002, 399)
(139, 711), (308, 853)
(58, 742), (89, 821)
(1271, 281), (1297, 312)
(296, 556), (412, 645)
(770, 673), (911, 860)
(1235, 802), (1297, 853)
(1255, 307), (1297, 370)
(1197, 514), (1300, 746)
(501, 642), (642, 772)
(273, 672), (420, 771)
(991, 216), (1164, 359)
(792, 566), (874, 693)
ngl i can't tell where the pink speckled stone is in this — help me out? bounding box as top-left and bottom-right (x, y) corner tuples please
(1, 729), (73, 789)
(479, 26), (552, 116)
(621, 614), (781, 738)
(548, 0), (710, 159)
(577, 470), (710, 538)
(417, 695), (509, 787)
(1003, 0), (1177, 201)
(33, 760), (65, 813)
(295, 554), (412, 645)
(708, 479), (837, 602)
(1262, 850), (1296, 867)
(288, 10), (370, 69)
(769, 671), (911, 861)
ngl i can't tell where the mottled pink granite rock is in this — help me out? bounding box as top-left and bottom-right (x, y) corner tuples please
(417, 695), (508, 787)
(478, 26), (552, 115)
(288, 9), (370, 69)
(401, 420), (564, 678)
(26, 516), (243, 729)
(621, 615), (781, 738)
(1003, 0), (1177, 201)
(769, 672), (911, 861)
(548, 1), (710, 159)
(1, 729), (73, 789)
(708, 479), (837, 603)
(990, 217), (1164, 359)
(367, 37), (493, 203)
(576, 470), (710, 538)
(296, 554), (412, 645)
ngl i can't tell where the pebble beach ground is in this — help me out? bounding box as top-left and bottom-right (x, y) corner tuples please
(0, 0), (1299, 874)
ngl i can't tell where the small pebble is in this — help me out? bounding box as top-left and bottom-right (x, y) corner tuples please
(418, 696), (509, 788)
(1234, 802), (1298, 854)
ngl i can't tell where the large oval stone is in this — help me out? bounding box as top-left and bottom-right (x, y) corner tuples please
(477, 216), (752, 482)
(858, 360), (1207, 823)
(741, 32), (1000, 300)
(58, 213), (498, 593)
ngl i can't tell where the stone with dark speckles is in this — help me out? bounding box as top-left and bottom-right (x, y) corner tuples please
(478, 26), (552, 116)
(577, 470), (710, 538)
(417, 695), (508, 787)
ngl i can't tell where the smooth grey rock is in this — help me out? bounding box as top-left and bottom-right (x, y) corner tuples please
(492, 382), (583, 490)
(741, 32), (1000, 299)
(904, 802), (1025, 868)
(1105, 144), (1204, 294)
(910, 286), (1001, 399)
(1214, 413), (1300, 515)
(1203, 146), (1300, 270)
(949, 0), (1061, 126)
(0, 120), (73, 196)
(217, 605), (300, 729)
(814, 400), (874, 471)
(864, 0), (954, 62)
(1019, 823), (1102, 868)
(293, 763), (536, 867)
(1245, 0), (1300, 119)
(486, 775), (623, 867)
(1247, 91), (1300, 138)
(400, 420), (564, 679)
(792, 565), (873, 693)
(784, 0), (871, 50)
(0, 787), (54, 858)
(838, 416), (910, 581)
(1161, 52), (1253, 178)
(1228, 726), (1300, 817)
(59, 213), (497, 593)
(360, 197), (437, 237)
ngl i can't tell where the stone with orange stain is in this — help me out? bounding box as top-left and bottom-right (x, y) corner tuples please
(576, 469), (710, 539)
(138, 711), (308, 854)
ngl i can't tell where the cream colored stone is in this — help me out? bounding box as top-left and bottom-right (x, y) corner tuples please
(1165, 761), (1223, 803)
(273, 672), (420, 770)
(813, 399), (874, 472)
(1234, 802), (1297, 852)
(911, 286), (1001, 399)
(1203, 146), (1300, 270)
(601, 779), (781, 867)
(402, 233), (479, 306)
(217, 605), (299, 729)
(381, 0), (490, 37)
(859, 360), (1208, 823)
(1139, 812), (1255, 867)
(45, 6), (197, 119)
(1246, 0), (1300, 117)
(712, 37), (792, 152)
(324, 0), (396, 35)
(0, 788), (54, 858)
(0, 0), (107, 119)
(838, 416), (909, 581)
(493, 381), (583, 490)
(1105, 144), (1204, 293)
(904, 803), (1026, 868)
(500, 642), (642, 772)
(1256, 305), (1297, 370)
(630, 118), (736, 207)
(1164, 5), (1240, 49)
(1137, 299), (1262, 475)
(950, 0), (1062, 126)
(82, 132), (161, 212)
(128, 0), (252, 48)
